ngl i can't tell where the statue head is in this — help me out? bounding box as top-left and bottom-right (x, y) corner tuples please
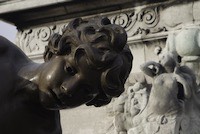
(39, 17), (133, 109)
(155, 46), (177, 73)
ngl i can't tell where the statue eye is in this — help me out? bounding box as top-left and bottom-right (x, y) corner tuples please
(64, 66), (77, 76)
(99, 47), (110, 52)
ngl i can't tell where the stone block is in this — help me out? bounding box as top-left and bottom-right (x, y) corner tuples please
(129, 42), (145, 73)
(144, 39), (166, 62)
(193, 1), (200, 22)
(160, 2), (193, 29)
(60, 105), (114, 134)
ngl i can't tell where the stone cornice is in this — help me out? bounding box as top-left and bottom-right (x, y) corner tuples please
(0, 0), (72, 13)
(0, 0), (168, 28)
(13, 0), (200, 60)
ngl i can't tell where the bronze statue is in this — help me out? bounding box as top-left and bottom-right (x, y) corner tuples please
(0, 17), (133, 134)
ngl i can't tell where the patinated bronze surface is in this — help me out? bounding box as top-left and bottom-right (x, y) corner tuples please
(0, 17), (133, 134)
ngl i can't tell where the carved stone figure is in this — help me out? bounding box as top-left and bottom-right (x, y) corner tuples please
(113, 35), (200, 133)
(0, 17), (133, 134)
(114, 81), (149, 134)
(128, 51), (200, 134)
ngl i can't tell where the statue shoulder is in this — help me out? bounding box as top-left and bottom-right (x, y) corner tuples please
(0, 36), (30, 64)
(0, 36), (12, 52)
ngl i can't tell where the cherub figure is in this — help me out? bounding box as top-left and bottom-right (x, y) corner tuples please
(0, 17), (133, 134)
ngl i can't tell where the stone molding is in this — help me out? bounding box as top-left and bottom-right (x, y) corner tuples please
(1, 0), (160, 27)
(0, 0), (73, 14)
(16, 1), (200, 59)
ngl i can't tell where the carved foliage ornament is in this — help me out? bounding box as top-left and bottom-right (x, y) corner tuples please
(17, 24), (68, 55)
(109, 6), (165, 37)
(16, 6), (165, 56)
(16, 5), (168, 56)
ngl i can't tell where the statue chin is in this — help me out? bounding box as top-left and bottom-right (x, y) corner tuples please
(39, 91), (96, 110)
(39, 92), (61, 110)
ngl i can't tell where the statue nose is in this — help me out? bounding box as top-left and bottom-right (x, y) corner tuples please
(61, 85), (68, 92)
(60, 86), (72, 97)
(60, 77), (82, 95)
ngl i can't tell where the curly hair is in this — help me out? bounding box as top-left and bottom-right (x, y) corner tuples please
(44, 17), (133, 106)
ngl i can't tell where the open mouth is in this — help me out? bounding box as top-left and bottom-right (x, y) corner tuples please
(49, 89), (63, 106)
(177, 82), (185, 103)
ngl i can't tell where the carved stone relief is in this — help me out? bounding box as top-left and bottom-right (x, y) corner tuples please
(19, 4), (163, 59)
(16, 1), (200, 59)
(109, 6), (165, 38)
(16, 23), (68, 59)
(113, 28), (200, 134)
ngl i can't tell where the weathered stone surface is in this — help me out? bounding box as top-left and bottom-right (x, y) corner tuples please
(0, 0), (168, 28)
(129, 40), (166, 73)
(160, 2), (193, 29)
(114, 28), (200, 134)
(193, 1), (200, 21)
(60, 106), (114, 134)
(166, 27), (200, 86)
(129, 43), (145, 72)
(173, 29), (200, 57)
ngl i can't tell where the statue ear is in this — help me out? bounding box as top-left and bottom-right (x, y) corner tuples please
(43, 33), (61, 61)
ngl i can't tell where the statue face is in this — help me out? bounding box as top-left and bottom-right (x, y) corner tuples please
(159, 53), (171, 65)
(38, 54), (102, 109)
(40, 17), (133, 108)
(158, 52), (176, 72)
